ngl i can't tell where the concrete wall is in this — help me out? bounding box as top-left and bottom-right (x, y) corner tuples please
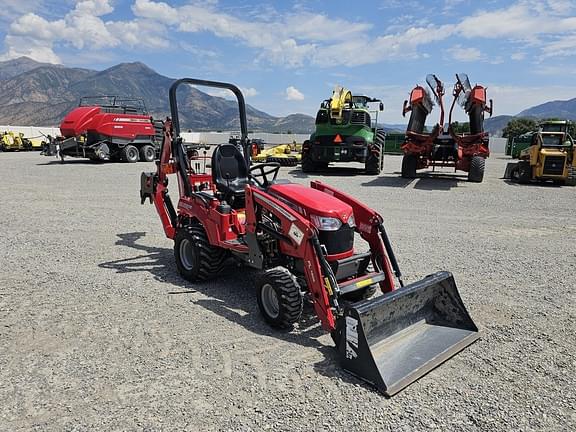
(0, 125), (60, 139)
(0, 125), (310, 144)
(180, 131), (310, 145)
(489, 137), (507, 154)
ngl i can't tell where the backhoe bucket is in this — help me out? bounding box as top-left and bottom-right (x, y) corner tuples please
(335, 271), (479, 396)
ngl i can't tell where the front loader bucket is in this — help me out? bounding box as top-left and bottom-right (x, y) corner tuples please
(335, 271), (479, 396)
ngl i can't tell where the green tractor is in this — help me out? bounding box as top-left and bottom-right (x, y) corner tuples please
(301, 86), (385, 174)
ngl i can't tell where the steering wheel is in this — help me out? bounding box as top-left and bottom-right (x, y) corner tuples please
(249, 162), (281, 188)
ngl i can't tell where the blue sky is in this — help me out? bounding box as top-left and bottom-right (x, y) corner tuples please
(1, 0), (575, 123)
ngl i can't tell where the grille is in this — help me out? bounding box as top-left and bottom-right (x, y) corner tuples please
(542, 156), (565, 176)
(318, 223), (354, 255)
(351, 111), (370, 125)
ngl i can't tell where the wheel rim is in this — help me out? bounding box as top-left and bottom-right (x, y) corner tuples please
(260, 283), (279, 319)
(146, 148), (155, 159)
(130, 148), (138, 160)
(179, 238), (195, 271)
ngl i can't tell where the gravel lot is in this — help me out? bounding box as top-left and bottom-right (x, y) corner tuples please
(1, 151), (575, 431)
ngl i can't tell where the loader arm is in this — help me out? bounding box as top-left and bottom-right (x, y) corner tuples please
(310, 180), (400, 291)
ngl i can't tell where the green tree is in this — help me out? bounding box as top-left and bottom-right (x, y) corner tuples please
(502, 118), (538, 138)
(450, 121), (470, 134)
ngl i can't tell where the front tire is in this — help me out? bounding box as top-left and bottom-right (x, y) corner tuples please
(517, 160), (532, 184)
(301, 143), (317, 172)
(365, 130), (385, 175)
(401, 154), (417, 178)
(467, 156), (485, 182)
(139, 144), (156, 162)
(174, 223), (226, 282)
(256, 268), (303, 329)
(121, 145), (139, 163)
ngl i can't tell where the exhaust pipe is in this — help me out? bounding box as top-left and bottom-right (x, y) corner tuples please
(334, 271), (479, 396)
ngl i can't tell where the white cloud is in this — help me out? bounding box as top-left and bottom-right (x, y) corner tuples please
(285, 86), (304, 101)
(73, 0), (113, 16)
(205, 89), (235, 99)
(131, 0), (179, 24)
(455, 1), (576, 40)
(1, 0), (167, 63)
(511, 52), (526, 61)
(0, 0), (47, 22)
(447, 45), (484, 62)
(541, 34), (576, 57)
(179, 42), (218, 58)
(2, 0), (576, 68)
(201, 86), (258, 99)
(241, 87), (258, 97)
(0, 35), (61, 63)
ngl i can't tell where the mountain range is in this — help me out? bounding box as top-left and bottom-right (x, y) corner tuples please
(481, 99), (576, 137)
(1, 57), (575, 136)
(0, 57), (315, 133)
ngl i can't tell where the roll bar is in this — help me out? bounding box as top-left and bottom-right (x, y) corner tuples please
(168, 78), (250, 167)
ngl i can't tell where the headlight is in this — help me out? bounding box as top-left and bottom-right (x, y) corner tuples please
(310, 214), (342, 231)
(347, 214), (355, 228)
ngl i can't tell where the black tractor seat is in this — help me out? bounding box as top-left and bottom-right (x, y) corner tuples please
(211, 144), (250, 208)
(211, 144), (292, 208)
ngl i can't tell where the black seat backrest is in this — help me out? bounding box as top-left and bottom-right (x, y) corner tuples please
(211, 145), (249, 208)
(212, 144), (248, 185)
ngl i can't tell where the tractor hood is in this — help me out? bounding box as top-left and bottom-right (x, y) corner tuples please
(268, 183), (353, 224)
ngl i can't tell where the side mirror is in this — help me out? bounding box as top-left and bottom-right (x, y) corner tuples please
(402, 100), (410, 117)
(379, 102), (384, 111)
(486, 99), (493, 117)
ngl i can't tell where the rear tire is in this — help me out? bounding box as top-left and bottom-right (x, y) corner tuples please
(139, 144), (156, 162)
(256, 268), (303, 329)
(174, 223), (226, 282)
(121, 145), (139, 163)
(301, 152), (318, 172)
(467, 156), (485, 182)
(401, 154), (417, 178)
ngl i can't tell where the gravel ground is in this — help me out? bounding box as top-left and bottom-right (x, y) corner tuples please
(1, 152), (575, 431)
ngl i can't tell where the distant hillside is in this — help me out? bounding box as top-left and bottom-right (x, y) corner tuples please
(483, 97), (576, 136)
(0, 57), (64, 80)
(484, 115), (514, 137)
(0, 57), (315, 133)
(518, 98), (576, 120)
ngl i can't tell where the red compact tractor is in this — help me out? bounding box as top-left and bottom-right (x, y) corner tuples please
(140, 78), (479, 396)
(50, 96), (163, 162)
(401, 74), (493, 182)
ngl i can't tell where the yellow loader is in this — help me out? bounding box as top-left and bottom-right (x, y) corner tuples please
(504, 120), (575, 185)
